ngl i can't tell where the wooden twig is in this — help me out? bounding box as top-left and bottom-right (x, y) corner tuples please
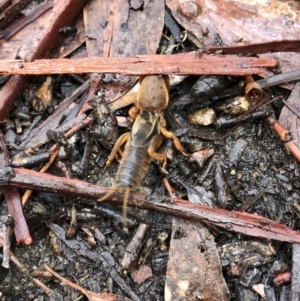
(0, 53), (277, 76)
(5, 167), (300, 244)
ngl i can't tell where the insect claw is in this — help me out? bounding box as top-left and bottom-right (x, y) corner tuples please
(160, 167), (169, 174)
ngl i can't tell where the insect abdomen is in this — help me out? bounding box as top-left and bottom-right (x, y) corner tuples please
(116, 144), (152, 190)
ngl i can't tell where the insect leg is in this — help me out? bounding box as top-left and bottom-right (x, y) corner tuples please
(103, 132), (130, 172)
(160, 126), (189, 156)
(147, 134), (168, 173)
(97, 185), (119, 202)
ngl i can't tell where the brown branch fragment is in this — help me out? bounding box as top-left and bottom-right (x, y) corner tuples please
(0, 53), (277, 76)
(120, 223), (149, 272)
(6, 168), (300, 244)
(3, 187), (32, 244)
(206, 40), (300, 55)
(21, 111), (92, 206)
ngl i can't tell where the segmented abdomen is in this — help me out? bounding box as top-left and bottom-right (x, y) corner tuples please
(116, 143), (152, 190)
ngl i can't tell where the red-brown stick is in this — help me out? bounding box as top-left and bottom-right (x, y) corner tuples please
(3, 187), (32, 244)
(0, 53), (277, 76)
(6, 168), (300, 244)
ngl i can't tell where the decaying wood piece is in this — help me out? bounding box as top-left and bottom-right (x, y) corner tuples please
(14, 80), (91, 206)
(21, 149), (59, 207)
(3, 187), (32, 245)
(29, 0), (89, 62)
(5, 168), (300, 244)
(0, 53), (277, 76)
(120, 223), (149, 272)
(0, 0), (89, 122)
(84, 0), (112, 57)
(165, 218), (229, 301)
